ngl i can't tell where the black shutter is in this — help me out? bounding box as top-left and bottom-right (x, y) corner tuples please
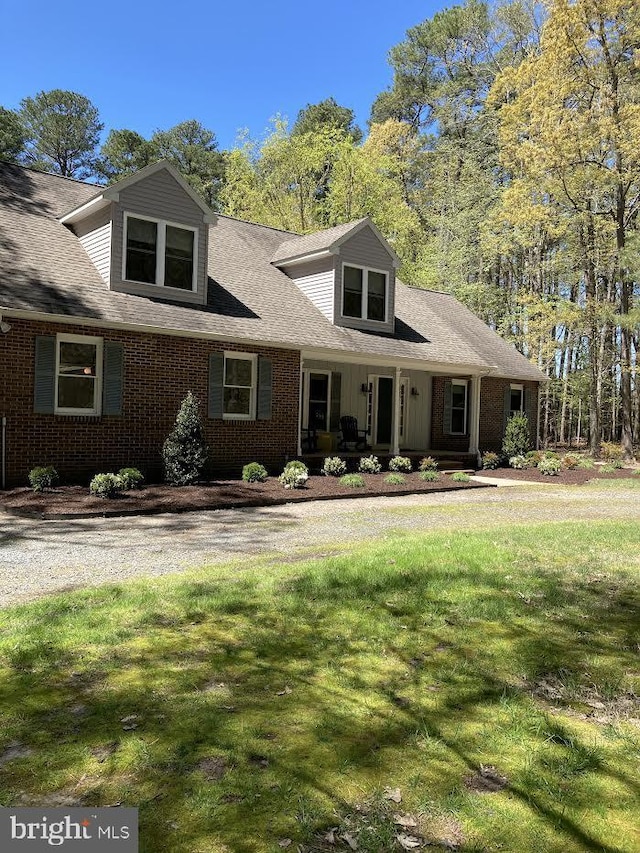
(257, 356), (272, 420)
(503, 385), (512, 431)
(443, 379), (452, 434)
(330, 372), (341, 431)
(208, 352), (224, 418)
(103, 342), (124, 415)
(34, 336), (56, 414)
(465, 380), (471, 435)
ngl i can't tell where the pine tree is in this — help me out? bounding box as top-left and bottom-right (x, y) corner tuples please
(162, 391), (208, 485)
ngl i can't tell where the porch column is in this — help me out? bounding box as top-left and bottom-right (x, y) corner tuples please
(392, 366), (402, 455)
(297, 355), (303, 456)
(469, 375), (481, 459)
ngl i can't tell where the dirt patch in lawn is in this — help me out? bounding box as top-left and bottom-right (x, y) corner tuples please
(479, 467), (637, 485)
(0, 474), (490, 519)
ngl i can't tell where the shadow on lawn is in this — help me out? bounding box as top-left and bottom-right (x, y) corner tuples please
(0, 547), (638, 852)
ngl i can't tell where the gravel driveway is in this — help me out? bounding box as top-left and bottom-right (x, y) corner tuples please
(1, 481), (638, 608)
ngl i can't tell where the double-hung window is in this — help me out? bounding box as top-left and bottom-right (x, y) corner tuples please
(223, 353), (257, 420)
(342, 264), (387, 322)
(124, 214), (197, 291)
(509, 384), (524, 418)
(55, 334), (102, 415)
(450, 379), (468, 435)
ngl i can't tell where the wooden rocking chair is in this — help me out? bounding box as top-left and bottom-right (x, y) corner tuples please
(338, 415), (369, 451)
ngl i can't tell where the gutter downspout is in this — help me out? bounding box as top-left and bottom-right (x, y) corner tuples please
(1, 415), (6, 490)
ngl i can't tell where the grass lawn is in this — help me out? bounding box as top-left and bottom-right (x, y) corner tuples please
(0, 521), (638, 852)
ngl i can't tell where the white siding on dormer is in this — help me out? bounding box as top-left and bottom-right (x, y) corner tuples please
(282, 257), (334, 320)
(73, 206), (112, 283)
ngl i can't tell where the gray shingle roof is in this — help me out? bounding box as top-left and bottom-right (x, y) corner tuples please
(0, 162), (544, 381)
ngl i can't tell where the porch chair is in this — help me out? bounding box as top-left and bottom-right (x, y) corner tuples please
(338, 415), (369, 451)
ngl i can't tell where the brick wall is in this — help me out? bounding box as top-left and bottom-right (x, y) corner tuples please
(0, 318), (300, 487)
(431, 375), (539, 453)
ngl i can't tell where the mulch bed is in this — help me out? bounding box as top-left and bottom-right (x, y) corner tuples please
(477, 467), (638, 485)
(0, 473), (491, 520)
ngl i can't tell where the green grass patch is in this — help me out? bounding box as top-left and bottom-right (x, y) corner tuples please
(0, 522), (639, 852)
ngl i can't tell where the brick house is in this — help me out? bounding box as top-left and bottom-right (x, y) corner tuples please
(0, 161), (544, 488)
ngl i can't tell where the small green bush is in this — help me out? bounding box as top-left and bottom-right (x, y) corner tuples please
(561, 454), (580, 470)
(358, 455), (382, 474)
(340, 473), (365, 488)
(502, 413), (531, 458)
(118, 467), (144, 490)
(28, 465), (59, 493)
(418, 456), (438, 472)
(509, 455), (529, 470)
(538, 457), (561, 476)
(608, 459), (623, 469)
(322, 456), (347, 477)
(242, 462), (268, 483)
(278, 460), (309, 489)
(89, 473), (123, 498)
(163, 391), (208, 486)
(419, 470), (439, 482)
(526, 450), (543, 466)
(481, 451), (501, 470)
(543, 450), (559, 460)
(384, 473), (406, 485)
(451, 471), (470, 483)
(600, 441), (624, 462)
(577, 457), (596, 470)
(600, 463), (618, 473)
(388, 455), (412, 473)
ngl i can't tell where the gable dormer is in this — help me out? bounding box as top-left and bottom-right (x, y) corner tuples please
(60, 162), (215, 306)
(272, 218), (400, 335)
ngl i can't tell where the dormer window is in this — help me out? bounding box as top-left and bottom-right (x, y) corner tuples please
(342, 264), (388, 323)
(123, 213), (197, 292)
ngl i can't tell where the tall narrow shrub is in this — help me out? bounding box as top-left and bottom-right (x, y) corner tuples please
(162, 391), (208, 485)
(502, 413), (531, 459)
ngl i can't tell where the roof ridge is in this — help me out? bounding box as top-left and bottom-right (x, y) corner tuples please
(215, 213), (299, 236)
(0, 159), (103, 188)
(400, 282), (454, 296)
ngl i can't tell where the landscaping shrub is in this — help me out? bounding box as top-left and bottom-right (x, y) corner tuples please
(28, 465), (58, 493)
(608, 459), (623, 469)
(601, 463), (618, 473)
(543, 450), (559, 459)
(358, 455), (382, 474)
(242, 462), (268, 483)
(384, 473), (406, 485)
(509, 455), (529, 470)
(118, 467), (144, 490)
(577, 457), (596, 470)
(321, 456), (347, 477)
(278, 460), (309, 489)
(340, 473), (365, 488)
(388, 455), (412, 472)
(419, 470), (439, 482)
(418, 456), (438, 472)
(526, 450), (543, 466)
(481, 451), (501, 470)
(451, 471), (470, 483)
(538, 457), (561, 476)
(89, 473), (123, 498)
(600, 441), (624, 462)
(561, 454), (579, 470)
(502, 413), (531, 458)
(162, 391), (208, 486)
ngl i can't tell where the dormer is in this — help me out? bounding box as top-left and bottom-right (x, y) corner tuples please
(272, 218), (400, 334)
(59, 161), (216, 306)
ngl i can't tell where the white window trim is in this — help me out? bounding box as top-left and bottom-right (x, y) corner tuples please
(302, 369), (332, 431)
(55, 333), (103, 416)
(450, 378), (468, 435)
(222, 351), (257, 421)
(341, 262), (389, 323)
(122, 212), (198, 293)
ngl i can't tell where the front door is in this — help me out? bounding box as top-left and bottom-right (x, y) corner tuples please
(368, 374), (394, 446)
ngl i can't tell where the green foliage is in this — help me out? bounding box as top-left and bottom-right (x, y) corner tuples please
(577, 457), (596, 470)
(481, 451), (501, 469)
(561, 454), (580, 470)
(151, 120), (225, 209)
(242, 462), (268, 483)
(28, 465), (58, 493)
(526, 450), (544, 466)
(278, 460), (309, 489)
(538, 457), (561, 476)
(97, 128), (154, 182)
(419, 469), (440, 482)
(162, 391), (208, 486)
(600, 464), (618, 474)
(384, 473), (406, 485)
(509, 455), (529, 470)
(89, 473), (123, 498)
(388, 455), (412, 472)
(502, 413), (532, 459)
(118, 468), (144, 490)
(418, 455), (438, 471)
(0, 106), (27, 163)
(600, 442), (624, 462)
(293, 97), (362, 143)
(358, 455), (382, 474)
(339, 473), (365, 488)
(19, 89), (103, 178)
(321, 456), (347, 477)
(451, 471), (471, 482)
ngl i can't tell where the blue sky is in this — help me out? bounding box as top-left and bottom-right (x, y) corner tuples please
(1, 0), (445, 150)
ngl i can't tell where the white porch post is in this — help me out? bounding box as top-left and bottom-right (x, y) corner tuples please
(297, 354), (303, 456)
(392, 366), (402, 455)
(469, 375), (481, 459)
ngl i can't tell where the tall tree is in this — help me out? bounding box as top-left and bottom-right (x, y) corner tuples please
(19, 89), (103, 179)
(150, 120), (225, 209)
(293, 97), (362, 142)
(0, 107), (27, 163)
(97, 129), (154, 183)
